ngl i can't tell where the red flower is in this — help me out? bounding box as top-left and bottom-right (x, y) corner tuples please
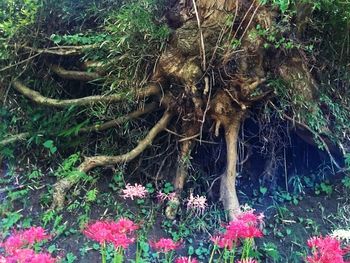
(109, 218), (138, 234)
(4, 249), (56, 263)
(21, 227), (51, 245)
(111, 234), (135, 249)
(1, 227), (51, 254)
(6, 248), (35, 263)
(211, 235), (235, 250)
(83, 221), (113, 244)
(83, 218), (137, 248)
(150, 238), (180, 253)
(306, 236), (346, 263)
(175, 256), (199, 263)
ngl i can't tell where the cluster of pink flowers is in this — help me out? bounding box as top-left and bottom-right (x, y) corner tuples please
(175, 256), (199, 263)
(150, 238), (181, 253)
(120, 183), (148, 200)
(306, 235), (350, 263)
(156, 191), (177, 203)
(187, 193), (207, 215)
(83, 218), (138, 249)
(211, 209), (264, 250)
(0, 227), (56, 263)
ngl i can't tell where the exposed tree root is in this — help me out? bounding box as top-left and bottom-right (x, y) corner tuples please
(51, 111), (173, 209)
(165, 123), (199, 219)
(49, 64), (102, 81)
(22, 45), (97, 56)
(0, 132), (30, 147)
(220, 117), (243, 220)
(12, 80), (160, 108)
(78, 103), (158, 134)
(0, 104), (158, 147)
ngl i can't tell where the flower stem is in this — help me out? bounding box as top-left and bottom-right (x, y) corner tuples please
(101, 242), (107, 263)
(208, 245), (217, 263)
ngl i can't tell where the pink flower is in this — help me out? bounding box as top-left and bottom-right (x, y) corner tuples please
(306, 235), (346, 263)
(109, 218), (139, 234)
(120, 183), (148, 200)
(150, 238), (181, 253)
(236, 258), (258, 263)
(83, 218), (137, 248)
(211, 235), (235, 250)
(7, 248), (35, 262)
(156, 191), (177, 203)
(175, 256), (199, 263)
(187, 193), (207, 215)
(83, 221), (113, 244)
(1, 227), (50, 254)
(111, 234), (135, 249)
(21, 227), (51, 245)
(30, 253), (57, 263)
(4, 249), (56, 263)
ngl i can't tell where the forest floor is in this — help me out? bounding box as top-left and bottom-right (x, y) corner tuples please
(1, 161), (350, 263)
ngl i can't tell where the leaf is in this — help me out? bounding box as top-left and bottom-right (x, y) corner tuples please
(50, 34), (62, 44)
(260, 186), (268, 195)
(43, 140), (54, 148)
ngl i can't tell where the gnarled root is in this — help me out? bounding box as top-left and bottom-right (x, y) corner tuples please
(165, 123), (199, 219)
(51, 111), (172, 210)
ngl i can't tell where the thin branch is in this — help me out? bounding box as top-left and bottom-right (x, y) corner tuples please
(12, 80), (160, 108)
(49, 64), (102, 81)
(51, 111), (173, 209)
(269, 101), (341, 170)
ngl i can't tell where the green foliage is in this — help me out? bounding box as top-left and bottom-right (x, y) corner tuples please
(55, 153), (89, 182)
(0, 0), (41, 59)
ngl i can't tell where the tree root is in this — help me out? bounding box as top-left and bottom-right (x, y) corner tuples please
(220, 118), (242, 220)
(0, 132), (30, 147)
(51, 111), (173, 209)
(12, 80), (160, 108)
(0, 104), (158, 149)
(22, 45), (97, 56)
(165, 122), (199, 219)
(49, 64), (102, 81)
(78, 103), (158, 133)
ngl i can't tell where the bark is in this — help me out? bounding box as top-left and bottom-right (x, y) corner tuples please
(12, 80), (160, 108)
(51, 111), (173, 209)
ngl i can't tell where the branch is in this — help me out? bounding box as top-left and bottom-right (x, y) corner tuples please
(51, 111), (173, 209)
(0, 132), (30, 147)
(12, 80), (160, 108)
(49, 64), (102, 81)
